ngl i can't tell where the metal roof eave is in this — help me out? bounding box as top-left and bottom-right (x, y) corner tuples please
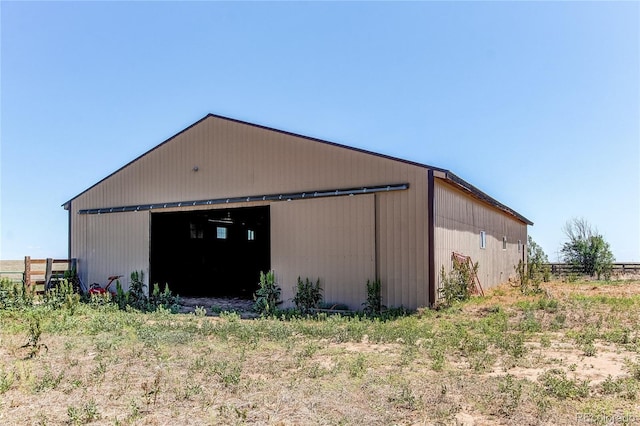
(439, 171), (533, 226)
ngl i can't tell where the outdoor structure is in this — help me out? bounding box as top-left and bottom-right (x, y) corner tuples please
(64, 114), (532, 309)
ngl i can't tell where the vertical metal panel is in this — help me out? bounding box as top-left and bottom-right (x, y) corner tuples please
(271, 195), (375, 310)
(433, 179), (527, 296)
(375, 171), (429, 309)
(71, 211), (149, 290)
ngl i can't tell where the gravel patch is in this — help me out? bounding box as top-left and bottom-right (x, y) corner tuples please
(177, 296), (258, 318)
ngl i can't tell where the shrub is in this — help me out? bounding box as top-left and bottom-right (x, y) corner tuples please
(110, 271), (179, 313)
(539, 368), (589, 399)
(514, 236), (550, 295)
(561, 218), (614, 279)
(438, 258), (478, 307)
(128, 270), (147, 308)
(527, 236), (551, 282)
(150, 283), (180, 312)
(0, 278), (34, 310)
(293, 277), (322, 315)
(42, 279), (80, 312)
(63, 267), (83, 294)
(362, 279), (385, 315)
(496, 374), (523, 417)
(253, 270), (282, 315)
(21, 312), (48, 359)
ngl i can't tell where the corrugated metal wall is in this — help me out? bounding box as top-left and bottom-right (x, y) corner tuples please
(433, 179), (527, 295)
(70, 116), (431, 308)
(271, 195), (375, 309)
(71, 209), (149, 289)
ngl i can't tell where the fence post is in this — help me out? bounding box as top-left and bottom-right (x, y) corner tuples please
(44, 258), (53, 290)
(24, 256), (31, 288)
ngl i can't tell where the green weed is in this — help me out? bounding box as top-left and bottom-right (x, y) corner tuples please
(21, 313), (48, 359)
(348, 354), (367, 378)
(362, 279), (385, 315)
(33, 367), (64, 392)
(539, 369), (590, 399)
(496, 374), (523, 417)
(598, 374), (638, 399)
(66, 399), (100, 425)
(212, 360), (242, 387)
(0, 278), (34, 309)
(625, 358), (640, 381)
(0, 367), (14, 393)
(518, 311), (542, 333)
(293, 276), (323, 315)
(253, 270), (282, 315)
(388, 381), (419, 410)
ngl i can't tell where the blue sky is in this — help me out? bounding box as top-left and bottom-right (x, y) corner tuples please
(1, 1), (638, 262)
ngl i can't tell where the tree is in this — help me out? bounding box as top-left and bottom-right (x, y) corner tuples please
(560, 218), (615, 279)
(527, 235), (551, 283)
(515, 236), (550, 294)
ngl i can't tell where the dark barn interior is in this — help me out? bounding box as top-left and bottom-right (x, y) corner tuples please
(150, 206), (270, 298)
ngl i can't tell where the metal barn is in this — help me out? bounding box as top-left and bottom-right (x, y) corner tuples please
(64, 114), (532, 309)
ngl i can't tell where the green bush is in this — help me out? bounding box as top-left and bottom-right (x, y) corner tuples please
(539, 368), (589, 399)
(150, 283), (180, 312)
(438, 259), (478, 307)
(253, 270), (282, 315)
(561, 218), (614, 279)
(0, 278), (34, 310)
(110, 271), (179, 313)
(362, 279), (385, 316)
(42, 279), (80, 312)
(527, 236), (551, 282)
(293, 277), (322, 315)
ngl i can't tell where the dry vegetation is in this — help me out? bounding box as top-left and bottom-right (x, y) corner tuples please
(1, 279), (640, 425)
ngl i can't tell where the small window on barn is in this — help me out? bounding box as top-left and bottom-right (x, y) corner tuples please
(503, 236), (507, 250)
(190, 223), (204, 239)
(216, 227), (227, 239)
(247, 229), (255, 241)
(480, 231), (486, 249)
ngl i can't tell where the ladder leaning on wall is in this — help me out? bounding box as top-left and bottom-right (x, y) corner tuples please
(451, 252), (484, 297)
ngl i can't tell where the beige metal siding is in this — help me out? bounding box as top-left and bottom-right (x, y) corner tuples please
(71, 210), (149, 289)
(70, 116), (431, 306)
(271, 195), (375, 309)
(376, 188), (429, 309)
(72, 117), (420, 210)
(433, 179), (527, 296)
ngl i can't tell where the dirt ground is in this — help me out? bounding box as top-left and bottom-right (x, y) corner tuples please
(471, 280), (640, 386)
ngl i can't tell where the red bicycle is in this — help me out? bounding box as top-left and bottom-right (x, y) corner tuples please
(89, 275), (123, 296)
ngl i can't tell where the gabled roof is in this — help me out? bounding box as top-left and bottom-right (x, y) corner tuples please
(63, 113), (532, 225)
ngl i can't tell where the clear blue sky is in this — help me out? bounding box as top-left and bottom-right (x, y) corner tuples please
(1, 1), (638, 262)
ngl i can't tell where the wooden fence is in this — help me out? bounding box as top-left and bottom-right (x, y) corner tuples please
(0, 257), (77, 293)
(547, 262), (640, 276)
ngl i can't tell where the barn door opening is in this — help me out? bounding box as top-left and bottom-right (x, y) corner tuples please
(150, 206), (270, 298)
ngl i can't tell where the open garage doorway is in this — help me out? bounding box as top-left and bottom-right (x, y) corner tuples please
(150, 206), (270, 298)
